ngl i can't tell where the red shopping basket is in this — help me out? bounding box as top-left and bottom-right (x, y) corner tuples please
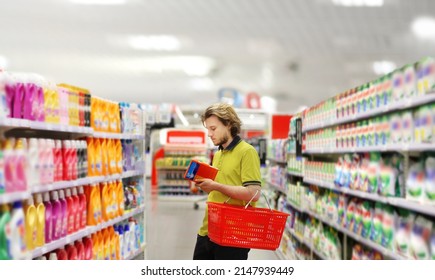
(207, 201), (289, 250)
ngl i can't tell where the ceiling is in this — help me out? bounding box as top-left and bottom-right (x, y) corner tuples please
(1, 0), (435, 116)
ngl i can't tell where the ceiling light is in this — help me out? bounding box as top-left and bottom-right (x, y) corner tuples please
(190, 78), (214, 91)
(332, 0), (383, 7)
(0, 55), (8, 69)
(128, 35), (181, 51)
(69, 0), (127, 5)
(373, 60), (396, 75)
(412, 17), (435, 39)
(137, 56), (215, 77)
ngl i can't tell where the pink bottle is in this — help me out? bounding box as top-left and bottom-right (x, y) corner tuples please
(58, 189), (68, 238)
(66, 188), (75, 234)
(77, 186), (87, 229)
(71, 187), (80, 232)
(62, 140), (71, 181)
(12, 80), (25, 119)
(43, 192), (53, 244)
(50, 190), (62, 241)
(14, 138), (28, 192)
(3, 138), (15, 193)
(23, 81), (35, 120)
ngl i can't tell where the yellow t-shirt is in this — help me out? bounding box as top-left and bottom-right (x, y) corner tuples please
(198, 136), (262, 236)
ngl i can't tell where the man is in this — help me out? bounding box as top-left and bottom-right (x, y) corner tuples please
(193, 103), (262, 260)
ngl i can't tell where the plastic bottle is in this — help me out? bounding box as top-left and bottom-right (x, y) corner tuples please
(115, 139), (123, 174)
(0, 204), (11, 260)
(50, 191), (62, 241)
(43, 192), (53, 244)
(12, 77), (25, 119)
(62, 140), (71, 181)
(117, 180), (125, 217)
(48, 252), (58, 260)
(0, 147), (5, 195)
(3, 139), (15, 193)
(77, 186), (87, 229)
(82, 236), (93, 260)
(102, 228), (111, 260)
(58, 189), (68, 238)
(34, 193), (45, 247)
(23, 77), (36, 120)
(123, 224), (131, 258)
(65, 243), (78, 260)
(14, 138), (28, 192)
(0, 72), (10, 118)
(27, 138), (40, 188)
(65, 188), (75, 234)
(71, 187), (80, 232)
(56, 247), (68, 260)
(117, 225), (124, 260)
(100, 182), (109, 222)
(46, 139), (55, 184)
(75, 239), (85, 260)
(9, 201), (26, 259)
(23, 196), (37, 250)
(70, 141), (77, 181)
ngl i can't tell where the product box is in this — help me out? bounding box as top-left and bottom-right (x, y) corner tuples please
(184, 160), (219, 181)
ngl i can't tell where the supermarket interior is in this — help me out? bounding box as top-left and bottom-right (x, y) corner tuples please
(0, 0), (435, 261)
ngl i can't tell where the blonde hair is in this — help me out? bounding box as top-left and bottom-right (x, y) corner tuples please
(201, 103), (242, 137)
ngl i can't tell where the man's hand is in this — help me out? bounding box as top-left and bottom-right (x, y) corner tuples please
(194, 178), (215, 194)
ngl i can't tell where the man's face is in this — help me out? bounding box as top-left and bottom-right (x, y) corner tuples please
(204, 115), (231, 147)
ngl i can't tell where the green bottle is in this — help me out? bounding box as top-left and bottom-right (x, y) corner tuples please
(0, 204), (11, 260)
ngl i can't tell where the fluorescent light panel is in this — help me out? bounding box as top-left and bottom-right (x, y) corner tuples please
(69, 0), (127, 5)
(332, 0), (383, 7)
(412, 17), (435, 39)
(373, 60), (396, 75)
(128, 35), (181, 51)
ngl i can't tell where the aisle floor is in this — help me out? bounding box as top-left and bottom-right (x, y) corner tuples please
(145, 193), (279, 260)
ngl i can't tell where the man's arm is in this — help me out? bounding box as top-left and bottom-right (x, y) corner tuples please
(195, 179), (261, 202)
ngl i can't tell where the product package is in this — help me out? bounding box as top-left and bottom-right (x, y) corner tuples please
(184, 160), (219, 182)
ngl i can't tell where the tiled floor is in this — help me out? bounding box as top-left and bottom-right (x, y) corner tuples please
(145, 192), (279, 260)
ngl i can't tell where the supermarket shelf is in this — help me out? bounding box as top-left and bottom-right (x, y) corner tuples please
(304, 142), (435, 154)
(0, 191), (31, 204)
(286, 198), (406, 260)
(303, 177), (435, 216)
(302, 93), (435, 133)
(32, 205), (146, 259)
(267, 158), (287, 165)
(92, 131), (145, 140)
(31, 168), (145, 194)
(287, 170), (303, 177)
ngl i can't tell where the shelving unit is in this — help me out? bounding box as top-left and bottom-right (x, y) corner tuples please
(269, 58), (435, 260)
(0, 95), (147, 260)
(152, 128), (209, 200)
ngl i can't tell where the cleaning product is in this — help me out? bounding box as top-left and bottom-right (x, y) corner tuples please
(425, 157), (435, 204)
(23, 196), (37, 250)
(410, 215), (432, 259)
(65, 188), (75, 234)
(75, 239), (85, 260)
(71, 187), (80, 232)
(50, 190), (62, 241)
(394, 209), (414, 257)
(77, 186), (87, 229)
(82, 236), (93, 260)
(9, 201), (26, 259)
(58, 189), (68, 238)
(14, 138), (28, 192)
(27, 138), (40, 188)
(65, 243), (78, 260)
(34, 193), (45, 247)
(43, 192), (53, 244)
(0, 204), (11, 260)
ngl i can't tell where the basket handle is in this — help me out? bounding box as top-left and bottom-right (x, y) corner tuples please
(224, 190), (273, 211)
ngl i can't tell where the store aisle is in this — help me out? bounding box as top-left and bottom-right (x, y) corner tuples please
(145, 190), (279, 260)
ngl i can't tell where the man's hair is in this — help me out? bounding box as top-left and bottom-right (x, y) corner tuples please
(201, 103), (242, 137)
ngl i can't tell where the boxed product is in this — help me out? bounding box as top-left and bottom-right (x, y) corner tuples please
(184, 160), (219, 181)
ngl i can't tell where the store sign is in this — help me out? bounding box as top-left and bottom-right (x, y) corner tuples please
(245, 92), (262, 109)
(218, 88), (243, 107)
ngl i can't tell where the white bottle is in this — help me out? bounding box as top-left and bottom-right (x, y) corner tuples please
(8, 201), (26, 259)
(48, 252), (58, 260)
(27, 138), (40, 189)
